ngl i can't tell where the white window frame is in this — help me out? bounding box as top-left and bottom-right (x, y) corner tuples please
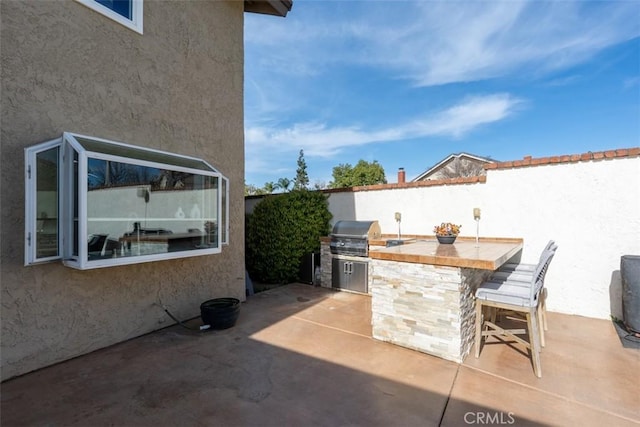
(221, 176), (229, 245)
(75, 0), (143, 34)
(25, 132), (229, 270)
(24, 138), (63, 265)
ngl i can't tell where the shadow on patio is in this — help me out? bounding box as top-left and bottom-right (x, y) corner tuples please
(1, 284), (638, 426)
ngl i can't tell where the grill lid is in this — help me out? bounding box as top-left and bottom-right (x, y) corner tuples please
(331, 220), (381, 240)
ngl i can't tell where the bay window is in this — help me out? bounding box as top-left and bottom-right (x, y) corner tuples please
(25, 132), (228, 269)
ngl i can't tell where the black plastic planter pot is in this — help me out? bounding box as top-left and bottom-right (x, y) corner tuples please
(200, 298), (240, 329)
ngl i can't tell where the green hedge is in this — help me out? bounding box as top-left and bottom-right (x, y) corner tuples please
(246, 190), (332, 284)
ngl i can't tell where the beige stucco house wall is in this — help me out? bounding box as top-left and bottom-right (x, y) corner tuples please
(0, 0), (283, 381)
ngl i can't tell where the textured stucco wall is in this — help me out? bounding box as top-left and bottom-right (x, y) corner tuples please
(325, 157), (640, 320)
(1, 0), (246, 380)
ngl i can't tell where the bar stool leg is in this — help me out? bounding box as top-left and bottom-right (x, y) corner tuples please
(475, 301), (483, 358)
(538, 301), (546, 348)
(527, 309), (542, 378)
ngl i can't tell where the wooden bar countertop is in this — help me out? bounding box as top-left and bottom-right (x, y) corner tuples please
(368, 237), (523, 270)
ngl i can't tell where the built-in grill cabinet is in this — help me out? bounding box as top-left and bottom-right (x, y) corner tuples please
(329, 220), (380, 293)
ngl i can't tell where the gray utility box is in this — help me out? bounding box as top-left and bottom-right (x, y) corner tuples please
(332, 258), (368, 293)
(621, 255), (640, 333)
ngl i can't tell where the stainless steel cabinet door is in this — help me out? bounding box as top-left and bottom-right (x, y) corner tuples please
(348, 260), (368, 293)
(331, 258), (368, 293)
(332, 258), (346, 289)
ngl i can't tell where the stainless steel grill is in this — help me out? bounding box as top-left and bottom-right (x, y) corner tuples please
(329, 220), (381, 257)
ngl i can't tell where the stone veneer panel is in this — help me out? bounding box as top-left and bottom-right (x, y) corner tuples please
(370, 259), (492, 363)
(459, 268), (494, 360)
(320, 241), (333, 289)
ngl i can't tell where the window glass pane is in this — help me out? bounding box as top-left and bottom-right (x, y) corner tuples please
(35, 147), (59, 258)
(74, 136), (214, 172)
(95, 0), (132, 19)
(86, 157), (218, 260)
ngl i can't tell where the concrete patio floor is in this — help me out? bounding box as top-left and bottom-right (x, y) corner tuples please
(1, 283), (638, 426)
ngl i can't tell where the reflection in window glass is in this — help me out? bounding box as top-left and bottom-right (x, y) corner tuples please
(77, 136), (213, 172)
(36, 147), (59, 258)
(86, 158), (218, 260)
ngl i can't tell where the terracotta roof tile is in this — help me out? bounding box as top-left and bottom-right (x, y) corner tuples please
(486, 146), (639, 171)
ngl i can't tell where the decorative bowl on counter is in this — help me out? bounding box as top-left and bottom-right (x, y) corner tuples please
(436, 235), (457, 244)
(434, 222), (461, 244)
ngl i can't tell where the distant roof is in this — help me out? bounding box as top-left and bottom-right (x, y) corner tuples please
(244, 0), (293, 17)
(411, 152), (495, 182)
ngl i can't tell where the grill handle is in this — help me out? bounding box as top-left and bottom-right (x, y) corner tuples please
(330, 233), (368, 239)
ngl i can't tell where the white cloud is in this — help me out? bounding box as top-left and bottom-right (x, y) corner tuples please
(245, 93), (523, 161)
(624, 76), (640, 89)
(246, 1), (640, 87)
(247, 1), (640, 86)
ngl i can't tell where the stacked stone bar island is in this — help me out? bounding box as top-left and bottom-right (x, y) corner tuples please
(368, 238), (523, 363)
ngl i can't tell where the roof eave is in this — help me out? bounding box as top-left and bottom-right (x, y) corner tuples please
(244, 0), (293, 17)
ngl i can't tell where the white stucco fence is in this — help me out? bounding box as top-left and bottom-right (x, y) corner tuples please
(247, 155), (640, 320)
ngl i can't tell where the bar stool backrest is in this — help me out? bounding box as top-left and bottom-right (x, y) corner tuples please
(528, 244), (558, 306)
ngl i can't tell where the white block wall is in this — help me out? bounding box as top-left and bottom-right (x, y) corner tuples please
(327, 157), (640, 320)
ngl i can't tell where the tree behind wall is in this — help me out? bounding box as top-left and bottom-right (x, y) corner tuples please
(276, 177), (291, 192)
(246, 190), (332, 284)
(329, 159), (387, 188)
(293, 149), (309, 190)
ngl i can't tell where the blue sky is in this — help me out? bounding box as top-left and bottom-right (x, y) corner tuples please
(244, 0), (640, 188)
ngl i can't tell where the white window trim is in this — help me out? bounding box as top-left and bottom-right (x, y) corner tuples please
(221, 176), (229, 245)
(75, 0), (143, 34)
